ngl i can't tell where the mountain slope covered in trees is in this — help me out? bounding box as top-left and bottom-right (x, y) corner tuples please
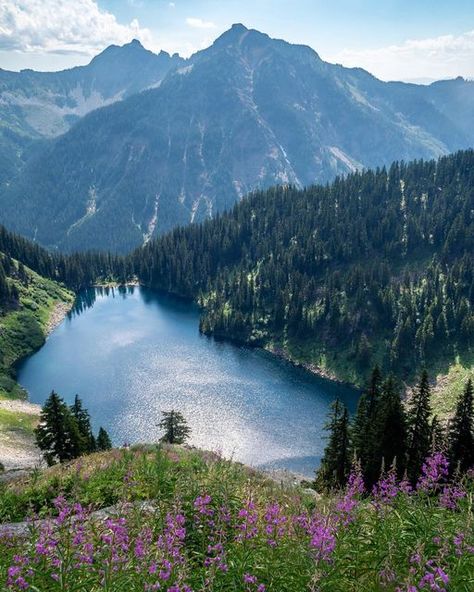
(1, 25), (474, 251)
(132, 150), (474, 392)
(0, 40), (183, 187)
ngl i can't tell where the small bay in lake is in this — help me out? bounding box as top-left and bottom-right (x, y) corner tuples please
(18, 287), (359, 477)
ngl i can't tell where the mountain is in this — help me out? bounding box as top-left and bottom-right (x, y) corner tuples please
(133, 150), (474, 395)
(0, 40), (183, 184)
(1, 24), (474, 251)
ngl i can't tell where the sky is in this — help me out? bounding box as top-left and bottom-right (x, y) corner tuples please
(0, 0), (473, 82)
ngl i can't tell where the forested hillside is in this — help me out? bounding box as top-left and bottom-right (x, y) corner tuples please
(133, 150), (474, 386)
(0, 225), (130, 291)
(0, 253), (73, 400)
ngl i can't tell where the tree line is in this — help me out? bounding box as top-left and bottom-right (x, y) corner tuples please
(316, 368), (474, 491)
(0, 224), (133, 292)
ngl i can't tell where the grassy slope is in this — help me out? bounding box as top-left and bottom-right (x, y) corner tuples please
(0, 262), (74, 441)
(0, 445), (473, 591)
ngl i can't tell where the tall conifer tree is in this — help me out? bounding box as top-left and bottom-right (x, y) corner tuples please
(376, 376), (407, 476)
(70, 395), (96, 454)
(449, 379), (474, 473)
(159, 410), (191, 445)
(35, 391), (81, 466)
(315, 399), (350, 491)
(351, 366), (383, 487)
(406, 370), (432, 483)
(96, 427), (112, 451)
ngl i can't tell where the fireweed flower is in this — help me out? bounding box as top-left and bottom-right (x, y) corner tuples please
(399, 476), (413, 495)
(194, 494), (214, 517)
(379, 566), (396, 584)
(6, 565), (29, 590)
(307, 515), (337, 563)
(418, 563), (449, 592)
(439, 484), (466, 510)
(336, 461), (364, 524)
(236, 498), (258, 541)
(372, 467), (399, 507)
(453, 532), (474, 556)
(243, 573), (266, 591)
(417, 452), (449, 492)
(263, 502), (287, 546)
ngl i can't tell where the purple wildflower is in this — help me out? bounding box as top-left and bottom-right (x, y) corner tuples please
(439, 484), (466, 510)
(372, 466), (399, 507)
(417, 452), (449, 492)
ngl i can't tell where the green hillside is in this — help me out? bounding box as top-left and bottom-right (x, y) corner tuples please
(0, 255), (74, 400)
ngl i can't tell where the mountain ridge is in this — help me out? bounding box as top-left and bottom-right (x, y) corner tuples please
(0, 25), (473, 251)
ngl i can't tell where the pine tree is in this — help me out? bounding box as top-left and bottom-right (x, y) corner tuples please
(159, 410), (191, 445)
(351, 366), (383, 487)
(70, 395), (96, 454)
(449, 379), (474, 473)
(96, 427), (112, 451)
(35, 391), (82, 466)
(376, 376), (407, 476)
(429, 416), (446, 452)
(315, 399), (350, 491)
(406, 370), (432, 483)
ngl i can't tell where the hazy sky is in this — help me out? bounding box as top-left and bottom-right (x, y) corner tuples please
(1, 0), (473, 82)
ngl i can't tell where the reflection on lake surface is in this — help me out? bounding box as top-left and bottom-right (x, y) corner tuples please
(18, 287), (360, 476)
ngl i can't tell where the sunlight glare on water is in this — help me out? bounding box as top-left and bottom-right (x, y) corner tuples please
(18, 287), (359, 476)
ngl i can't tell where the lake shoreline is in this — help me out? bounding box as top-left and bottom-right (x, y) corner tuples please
(263, 343), (359, 389)
(18, 287), (361, 476)
(45, 299), (74, 336)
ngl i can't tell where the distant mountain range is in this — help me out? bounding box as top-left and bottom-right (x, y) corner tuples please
(0, 41), (182, 184)
(0, 24), (473, 252)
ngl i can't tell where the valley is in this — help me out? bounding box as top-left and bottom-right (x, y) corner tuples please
(0, 8), (473, 588)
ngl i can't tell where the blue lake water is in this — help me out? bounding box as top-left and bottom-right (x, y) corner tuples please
(18, 287), (359, 477)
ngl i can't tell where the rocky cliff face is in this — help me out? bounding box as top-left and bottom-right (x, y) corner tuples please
(0, 25), (473, 252)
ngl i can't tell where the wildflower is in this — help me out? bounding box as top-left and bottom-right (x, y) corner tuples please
(379, 566), (396, 584)
(194, 494), (214, 517)
(244, 574), (257, 584)
(336, 461), (364, 524)
(243, 573), (265, 591)
(417, 562), (449, 592)
(347, 460), (365, 496)
(439, 484), (466, 510)
(236, 498), (258, 541)
(308, 515), (337, 563)
(263, 502), (287, 546)
(372, 467), (399, 507)
(417, 453), (449, 492)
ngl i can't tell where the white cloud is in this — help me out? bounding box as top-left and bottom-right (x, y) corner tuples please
(328, 30), (474, 82)
(0, 0), (154, 55)
(186, 17), (216, 30)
